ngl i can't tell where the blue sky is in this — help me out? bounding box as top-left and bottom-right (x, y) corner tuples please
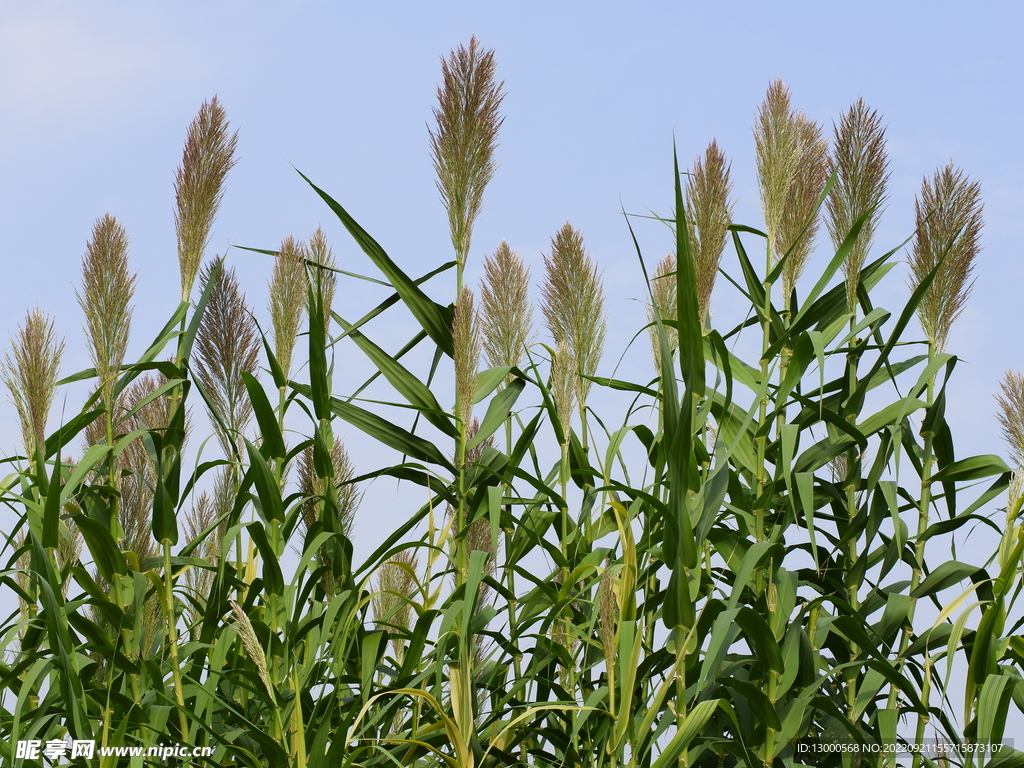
(2, 2), (1022, 462)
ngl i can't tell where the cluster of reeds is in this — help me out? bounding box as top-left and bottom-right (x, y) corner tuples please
(2, 42), (1021, 768)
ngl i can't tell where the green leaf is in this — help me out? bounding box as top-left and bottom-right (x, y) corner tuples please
(474, 367), (513, 403)
(912, 560), (980, 599)
(673, 142), (705, 399)
(467, 378), (525, 452)
(977, 674), (1014, 748)
(245, 439), (285, 524)
(73, 514), (128, 582)
(242, 372), (286, 461)
(299, 171), (455, 355)
(931, 455), (1012, 483)
(337, 316), (457, 438)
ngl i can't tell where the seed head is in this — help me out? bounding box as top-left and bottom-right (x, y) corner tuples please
(107, 374), (178, 565)
(908, 164), (983, 353)
(541, 223), (606, 406)
(430, 36), (505, 272)
(755, 79), (799, 258)
(479, 241), (533, 375)
(77, 214), (135, 397)
(779, 114), (829, 296)
(685, 141), (734, 325)
(598, 561), (617, 657)
(454, 286), (481, 433)
(175, 97), (238, 301)
(2, 309), (64, 459)
(373, 550), (419, 656)
(647, 254), (678, 377)
(308, 227), (337, 334)
(195, 259), (260, 458)
(549, 340), (578, 445)
(997, 370), (1024, 467)
(754, 79), (828, 296)
(230, 600), (274, 697)
(298, 439), (359, 543)
(269, 236), (308, 378)
(826, 99), (889, 313)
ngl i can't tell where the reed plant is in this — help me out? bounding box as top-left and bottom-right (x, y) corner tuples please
(3, 42), (1023, 768)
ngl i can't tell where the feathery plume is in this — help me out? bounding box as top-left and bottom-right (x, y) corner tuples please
(479, 241), (532, 375)
(297, 439), (359, 596)
(908, 164), (983, 353)
(373, 551), (419, 657)
(647, 254), (678, 377)
(755, 79), (799, 259)
(298, 439), (359, 543)
(195, 259), (260, 458)
(541, 223), (606, 406)
(175, 97), (238, 301)
(2, 309), (64, 459)
(778, 114), (829, 295)
(550, 341), (578, 444)
(77, 214), (135, 397)
(308, 227), (337, 334)
(826, 99), (890, 312)
(230, 600), (274, 697)
(56, 468), (83, 577)
(997, 370), (1024, 467)
(685, 141), (734, 325)
(269, 236), (308, 378)
(430, 36), (505, 275)
(454, 286), (481, 433)
(754, 80), (829, 295)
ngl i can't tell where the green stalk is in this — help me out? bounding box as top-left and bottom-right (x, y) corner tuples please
(887, 343), (937, 768)
(502, 419), (524, 688)
(163, 540), (189, 740)
(754, 241), (774, 610)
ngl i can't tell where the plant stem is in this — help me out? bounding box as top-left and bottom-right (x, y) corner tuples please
(163, 541), (189, 740)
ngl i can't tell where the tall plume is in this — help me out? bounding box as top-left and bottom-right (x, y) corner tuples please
(298, 439), (359, 543)
(453, 287), (482, 434)
(479, 241), (533, 376)
(779, 114), (828, 295)
(2, 309), (64, 459)
(685, 141), (734, 326)
(194, 259), (260, 459)
(998, 370), (1024, 462)
(308, 227), (337, 334)
(549, 340), (578, 445)
(647, 254), (678, 376)
(754, 79), (829, 296)
(997, 370), (1024, 508)
(430, 36), (505, 279)
(826, 98), (890, 313)
(77, 214), (135, 401)
(269, 236), (308, 378)
(373, 551), (419, 658)
(541, 223), (606, 408)
(175, 97), (238, 301)
(755, 79), (799, 262)
(908, 164), (983, 353)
